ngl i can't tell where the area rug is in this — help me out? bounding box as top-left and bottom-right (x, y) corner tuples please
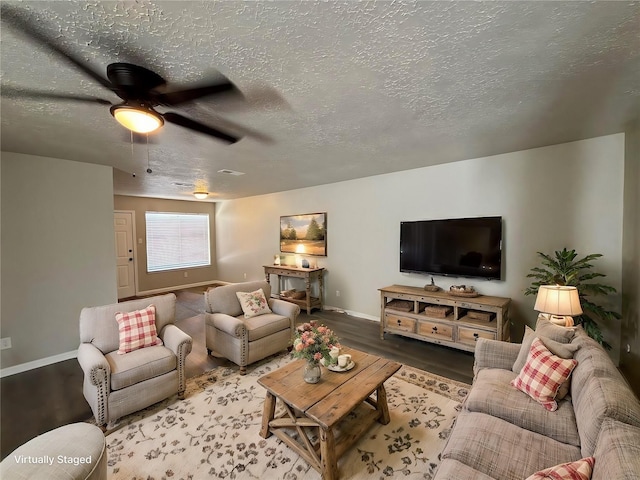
(104, 354), (469, 480)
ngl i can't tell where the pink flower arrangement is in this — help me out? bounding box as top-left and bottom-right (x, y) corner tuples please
(292, 321), (341, 364)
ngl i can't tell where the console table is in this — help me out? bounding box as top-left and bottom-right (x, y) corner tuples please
(264, 265), (325, 314)
(379, 285), (511, 352)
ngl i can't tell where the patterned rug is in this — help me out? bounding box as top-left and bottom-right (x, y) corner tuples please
(104, 354), (469, 480)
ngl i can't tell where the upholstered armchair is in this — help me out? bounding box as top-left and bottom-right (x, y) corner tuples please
(78, 293), (192, 429)
(205, 281), (300, 374)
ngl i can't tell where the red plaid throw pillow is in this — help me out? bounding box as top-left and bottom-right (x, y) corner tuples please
(511, 337), (577, 411)
(525, 457), (594, 480)
(115, 304), (163, 354)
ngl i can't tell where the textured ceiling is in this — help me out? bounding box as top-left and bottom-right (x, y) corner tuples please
(1, 1), (639, 201)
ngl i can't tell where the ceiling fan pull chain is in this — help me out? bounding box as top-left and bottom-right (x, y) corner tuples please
(146, 134), (152, 174)
(129, 130), (136, 176)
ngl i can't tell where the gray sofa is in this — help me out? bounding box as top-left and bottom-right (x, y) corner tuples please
(435, 318), (640, 480)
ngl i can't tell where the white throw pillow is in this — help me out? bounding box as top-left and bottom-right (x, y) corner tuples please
(236, 288), (272, 318)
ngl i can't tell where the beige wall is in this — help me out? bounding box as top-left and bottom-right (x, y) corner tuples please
(113, 195), (218, 294)
(2, 133), (634, 378)
(620, 121), (640, 395)
(1, 153), (116, 369)
(216, 134), (626, 361)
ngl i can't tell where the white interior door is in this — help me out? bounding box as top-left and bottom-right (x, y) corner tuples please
(114, 211), (136, 299)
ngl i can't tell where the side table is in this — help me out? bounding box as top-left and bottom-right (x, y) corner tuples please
(264, 265), (325, 315)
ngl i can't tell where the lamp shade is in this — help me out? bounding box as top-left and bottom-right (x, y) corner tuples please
(534, 285), (583, 316)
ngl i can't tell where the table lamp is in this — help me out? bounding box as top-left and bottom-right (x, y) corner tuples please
(534, 285), (583, 327)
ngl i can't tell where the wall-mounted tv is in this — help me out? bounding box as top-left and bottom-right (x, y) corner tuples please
(400, 216), (503, 280)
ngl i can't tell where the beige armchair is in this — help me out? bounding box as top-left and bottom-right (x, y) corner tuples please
(78, 293), (192, 429)
(205, 281), (300, 374)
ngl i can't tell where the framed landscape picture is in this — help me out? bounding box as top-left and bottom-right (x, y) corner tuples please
(280, 212), (327, 256)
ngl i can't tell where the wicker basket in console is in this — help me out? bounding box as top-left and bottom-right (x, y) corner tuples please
(424, 305), (453, 318)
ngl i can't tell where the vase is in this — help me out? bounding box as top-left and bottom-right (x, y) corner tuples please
(303, 360), (321, 384)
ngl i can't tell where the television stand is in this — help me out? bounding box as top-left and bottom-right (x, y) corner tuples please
(379, 285), (511, 352)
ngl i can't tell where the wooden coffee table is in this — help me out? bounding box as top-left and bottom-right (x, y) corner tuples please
(258, 348), (401, 480)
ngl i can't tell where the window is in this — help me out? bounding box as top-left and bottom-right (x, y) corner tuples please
(145, 212), (211, 273)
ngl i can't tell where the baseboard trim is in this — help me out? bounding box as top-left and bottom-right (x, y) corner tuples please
(0, 350), (78, 378)
(323, 305), (380, 322)
(0, 297), (366, 378)
(135, 280), (230, 297)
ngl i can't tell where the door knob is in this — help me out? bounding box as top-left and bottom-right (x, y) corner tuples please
(129, 258), (133, 262)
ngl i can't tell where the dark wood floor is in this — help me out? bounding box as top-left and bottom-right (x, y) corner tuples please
(0, 292), (473, 460)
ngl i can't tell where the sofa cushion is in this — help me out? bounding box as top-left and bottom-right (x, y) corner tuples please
(572, 327), (619, 374)
(474, 338), (522, 375)
(106, 345), (176, 390)
(571, 327), (625, 402)
(236, 288), (272, 318)
(511, 338), (577, 412)
(535, 315), (576, 343)
(115, 305), (163, 354)
(573, 374), (640, 457)
(592, 418), (640, 480)
(441, 411), (582, 480)
(467, 368), (580, 446)
(525, 457), (594, 480)
(434, 458), (497, 480)
(513, 326), (537, 373)
(243, 313), (291, 342)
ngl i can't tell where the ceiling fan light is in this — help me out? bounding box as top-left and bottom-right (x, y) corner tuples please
(193, 191), (209, 200)
(110, 105), (163, 133)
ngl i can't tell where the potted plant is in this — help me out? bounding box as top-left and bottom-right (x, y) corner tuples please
(525, 248), (621, 350)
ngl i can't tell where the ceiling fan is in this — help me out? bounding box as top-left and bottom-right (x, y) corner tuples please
(1, 4), (244, 144)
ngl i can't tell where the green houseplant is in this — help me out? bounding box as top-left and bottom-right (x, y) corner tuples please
(525, 248), (620, 350)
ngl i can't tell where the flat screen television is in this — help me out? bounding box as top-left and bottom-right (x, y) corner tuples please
(400, 216), (503, 280)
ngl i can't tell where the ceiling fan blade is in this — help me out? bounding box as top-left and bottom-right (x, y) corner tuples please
(163, 112), (240, 144)
(154, 79), (241, 106)
(1, 4), (114, 92)
(1, 85), (112, 105)
(229, 85), (291, 111)
(189, 105), (274, 144)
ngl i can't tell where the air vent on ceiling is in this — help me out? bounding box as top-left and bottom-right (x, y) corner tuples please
(218, 169), (245, 176)
(172, 182), (195, 187)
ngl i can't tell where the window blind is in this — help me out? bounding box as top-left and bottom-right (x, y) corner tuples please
(145, 212), (211, 272)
